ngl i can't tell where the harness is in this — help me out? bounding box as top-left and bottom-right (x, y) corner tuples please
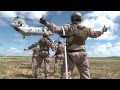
(61, 24), (86, 52)
(39, 50), (49, 59)
(38, 38), (51, 59)
(67, 49), (86, 53)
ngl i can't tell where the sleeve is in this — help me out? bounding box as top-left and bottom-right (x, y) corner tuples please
(46, 39), (54, 50)
(28, 41), (39, 50)
(87, 28), (103, 38)
(46, 22), (71, 33)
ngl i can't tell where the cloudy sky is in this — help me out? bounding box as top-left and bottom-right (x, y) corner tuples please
(0, 11), (120, 57)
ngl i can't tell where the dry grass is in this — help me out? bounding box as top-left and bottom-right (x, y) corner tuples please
(0, 56), (120, 79)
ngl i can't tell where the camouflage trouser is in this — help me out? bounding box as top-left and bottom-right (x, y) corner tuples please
(32, 51), (50, 78)
(54, 54), (64, 73)
(61, 51), (91, 79)
(32, 56), (37, 63)
(32, 55), (41, 78)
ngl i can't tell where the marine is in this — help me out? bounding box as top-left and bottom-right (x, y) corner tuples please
(53, 40), (64, 73)
(28, 33), (54, 79)
(39, 12), (107, 79)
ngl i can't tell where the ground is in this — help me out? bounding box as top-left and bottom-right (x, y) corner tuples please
(0, 56), (120, 79)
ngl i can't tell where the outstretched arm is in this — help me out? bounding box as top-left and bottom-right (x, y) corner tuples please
(39, 18), (70, 33)
(88, 25), (107, 38)
(28, 41), (39, 50)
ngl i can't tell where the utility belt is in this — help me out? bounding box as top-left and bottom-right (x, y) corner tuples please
(41, 49), (49, 51)
(55, 52), (62, 56)
(40, 47), (49, 51)
(67, 49), (86, 52)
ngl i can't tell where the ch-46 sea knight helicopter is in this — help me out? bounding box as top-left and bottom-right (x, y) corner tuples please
(11, 16), (53, 38)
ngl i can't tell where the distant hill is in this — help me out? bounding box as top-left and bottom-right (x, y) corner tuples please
(88, 56), (120, 58)
(88, 56), (120, 60)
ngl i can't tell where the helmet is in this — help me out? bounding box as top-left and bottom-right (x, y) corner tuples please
(58, 40), (62, 44)
(71, 12), (82, 23)
(43, 33), (49, 37)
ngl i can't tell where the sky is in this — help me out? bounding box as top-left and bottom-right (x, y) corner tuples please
(0, 11), (120, 57)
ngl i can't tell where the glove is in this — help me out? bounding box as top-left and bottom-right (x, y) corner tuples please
(28, 46), (32, 50)
(39, 18), (47, 25)
(102, 25), (107, 33)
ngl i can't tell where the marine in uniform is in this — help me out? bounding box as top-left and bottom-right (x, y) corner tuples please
(54, 40), (64, 73)
(28, 33), (54, 78)
(39, 12), (107, 79)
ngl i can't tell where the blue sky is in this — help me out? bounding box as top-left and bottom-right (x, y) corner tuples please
(0, 11), (120, 57)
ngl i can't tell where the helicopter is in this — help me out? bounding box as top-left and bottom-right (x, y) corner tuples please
(11, 16), (53, 38)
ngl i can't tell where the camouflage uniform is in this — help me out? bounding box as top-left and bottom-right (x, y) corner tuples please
(32, 47), (40, 63)
(54, 41), (64, 73)
(28, 34), (53, 78)
(40, 12), (107, 79)
(31, 47), (40, 78)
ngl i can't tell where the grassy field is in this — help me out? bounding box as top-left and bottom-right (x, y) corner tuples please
(0, 56), (120, 79)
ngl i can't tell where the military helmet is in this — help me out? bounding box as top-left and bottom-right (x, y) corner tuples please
(43, 33), (49, 37)
(58, 40), (62, 44)
(71, 12), (82, 23)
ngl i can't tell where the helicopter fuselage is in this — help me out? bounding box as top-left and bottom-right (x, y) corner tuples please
(12, 26), (53, 36)
(11, 16), (53, 38)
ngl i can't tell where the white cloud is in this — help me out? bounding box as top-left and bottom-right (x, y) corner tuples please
(4, 47), (32, 56)
(0, 40), (7, 45)
(14, 39), (27, 43)
(82, 11), (120, 40)
(57, 11), (63, 14)
(95, 30), (118, 40)
(93, 42), (112, 52)
(0, 11), (48, 19)
(0, 19), (7, 25)
(0, 11), (17, 18)
(15, 33), (21, 37)
(84, 11), (120, 20)
(87, 42), (120, 57)
(5, 47), (23, 53)
(19, 11), (48, 19)
(115, 42), (120, 46)
(0, 11), (48, 25)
